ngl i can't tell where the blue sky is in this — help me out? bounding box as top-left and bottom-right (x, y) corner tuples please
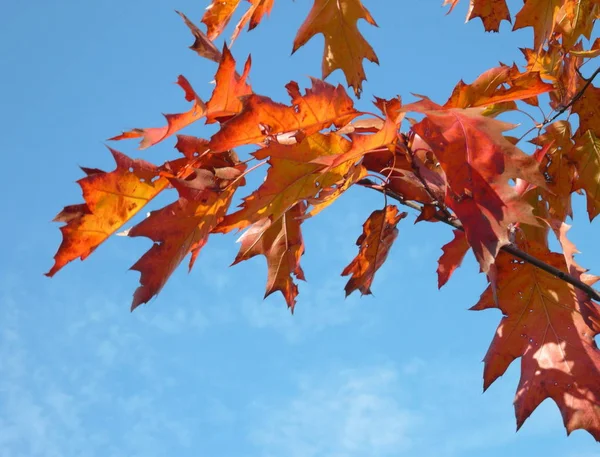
(1, 0), (599, 456)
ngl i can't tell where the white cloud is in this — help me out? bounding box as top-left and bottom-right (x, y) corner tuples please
(249, 365), (421, 457)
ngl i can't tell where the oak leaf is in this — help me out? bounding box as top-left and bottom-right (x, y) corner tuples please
(531, 121), (577, 221)
(412, 108), (544, 273)
(206, 45), (253, 123)
(572, 131), (600, 221)
(46, 149), (171, 277)
(473, 244), (600, 440)
(209, 79), (358, 152)
(109, 76), (206, 149)
(218, 132), (356, 232)
(572, 83), (600, 139)
(233, 203), (306, 310)
(444, 0), (511, 32)
(513, 0), (563, 50)
(128, 161), (245, 309)
(292, 0), (379, 97)
(342, 205), (405, 296)
(177, 11), (222, 63)
(437, 229), (470, 288)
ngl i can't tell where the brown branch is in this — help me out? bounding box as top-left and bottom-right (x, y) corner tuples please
(357, 178), (600, 303)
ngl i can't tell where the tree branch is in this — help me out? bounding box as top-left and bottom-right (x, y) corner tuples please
(357, 178), (600, 303)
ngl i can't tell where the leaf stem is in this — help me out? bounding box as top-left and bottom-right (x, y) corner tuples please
(357, 178), (600, 302)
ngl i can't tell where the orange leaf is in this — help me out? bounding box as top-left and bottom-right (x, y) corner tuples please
(233, 203), (306, 311)
(572, 84), (600, 139)
(437, 229), (470, 288)
(444, 0), (511, 32)
(109, 76), (206, 149)
(202, 0), (274, 43)
(513, 0), (563, 50)
(342, 205), (406, 296)
(530, 121), (577, 221)
(292, 0), (379, 97)
(444, 64), (553, 109)
(209, 79), (358, 152)
(218, 132), (355, 232)
(128, 162), (245, 310)
(206, 45), (252, 123)
(572, 130), (600, 221)
(473, 245), (600, 440)
(202, 0), (241, 41)
(47, 149), (172, 277)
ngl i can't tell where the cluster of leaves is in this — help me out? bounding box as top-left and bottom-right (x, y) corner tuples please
(48, 0), (600, 442)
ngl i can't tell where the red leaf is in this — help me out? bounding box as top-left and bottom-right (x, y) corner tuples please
(109, 76), (206, 149)
(342, 206), (406, 296)
(233, 203), (306, 311)
(437, 230), (470, 288)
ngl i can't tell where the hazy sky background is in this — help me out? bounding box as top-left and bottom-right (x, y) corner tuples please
(1, 0), (599, 456)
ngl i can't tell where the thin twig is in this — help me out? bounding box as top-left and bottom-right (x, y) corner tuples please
(357, 178), (600, 302)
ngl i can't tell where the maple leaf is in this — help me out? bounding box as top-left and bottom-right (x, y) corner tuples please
(292, 0), (379, 97)
(513, 0), (563, 50)
(128, 159), (246, 309)
(412, 108), (544, 273)
(444, 0), (511, 32)
(209, 78), (358, 152)
(206, 45), (253, 123)
(177, 11), (222, 63)
(437, 229), (470, 288)
(473, 244), (600, 440)
(572, 130), (600, 221)
(46, 149), (172, 277)
(218, 132), (356, 232)
(109, 76), (206, 149)
(233, 203), (306, 310)
(342, 205), (406, 296)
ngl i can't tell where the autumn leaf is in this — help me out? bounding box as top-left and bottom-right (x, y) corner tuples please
(513, 0), (563, 50)
(109, 76), (206, 149)
(233, 203), (306, 310)
(444, 0), (511, 32)
(209, 78), (359, 152)
(342, 205), (405, 296)
(556, 0), (599, 48)
(473, 245), (600, 440)
(177, 11), (222, 63)
(292, 0), (379, 97)
(412, 108), (544, 273)
(202, 0), (241, 41)
(437, 229), (470, 288)
(530, 121), (577, 221)
(572, 130), (600, 221)
(46, 149), (171, 277)
(128, 160), (245, 310)
(444, 64), (553, 110)
(572, 83), (600, 139)
(218, 132), (356, 232)
(311, 99), (403, 170)
(206, 45), (253, 123)
(202, 0), (274, 43)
